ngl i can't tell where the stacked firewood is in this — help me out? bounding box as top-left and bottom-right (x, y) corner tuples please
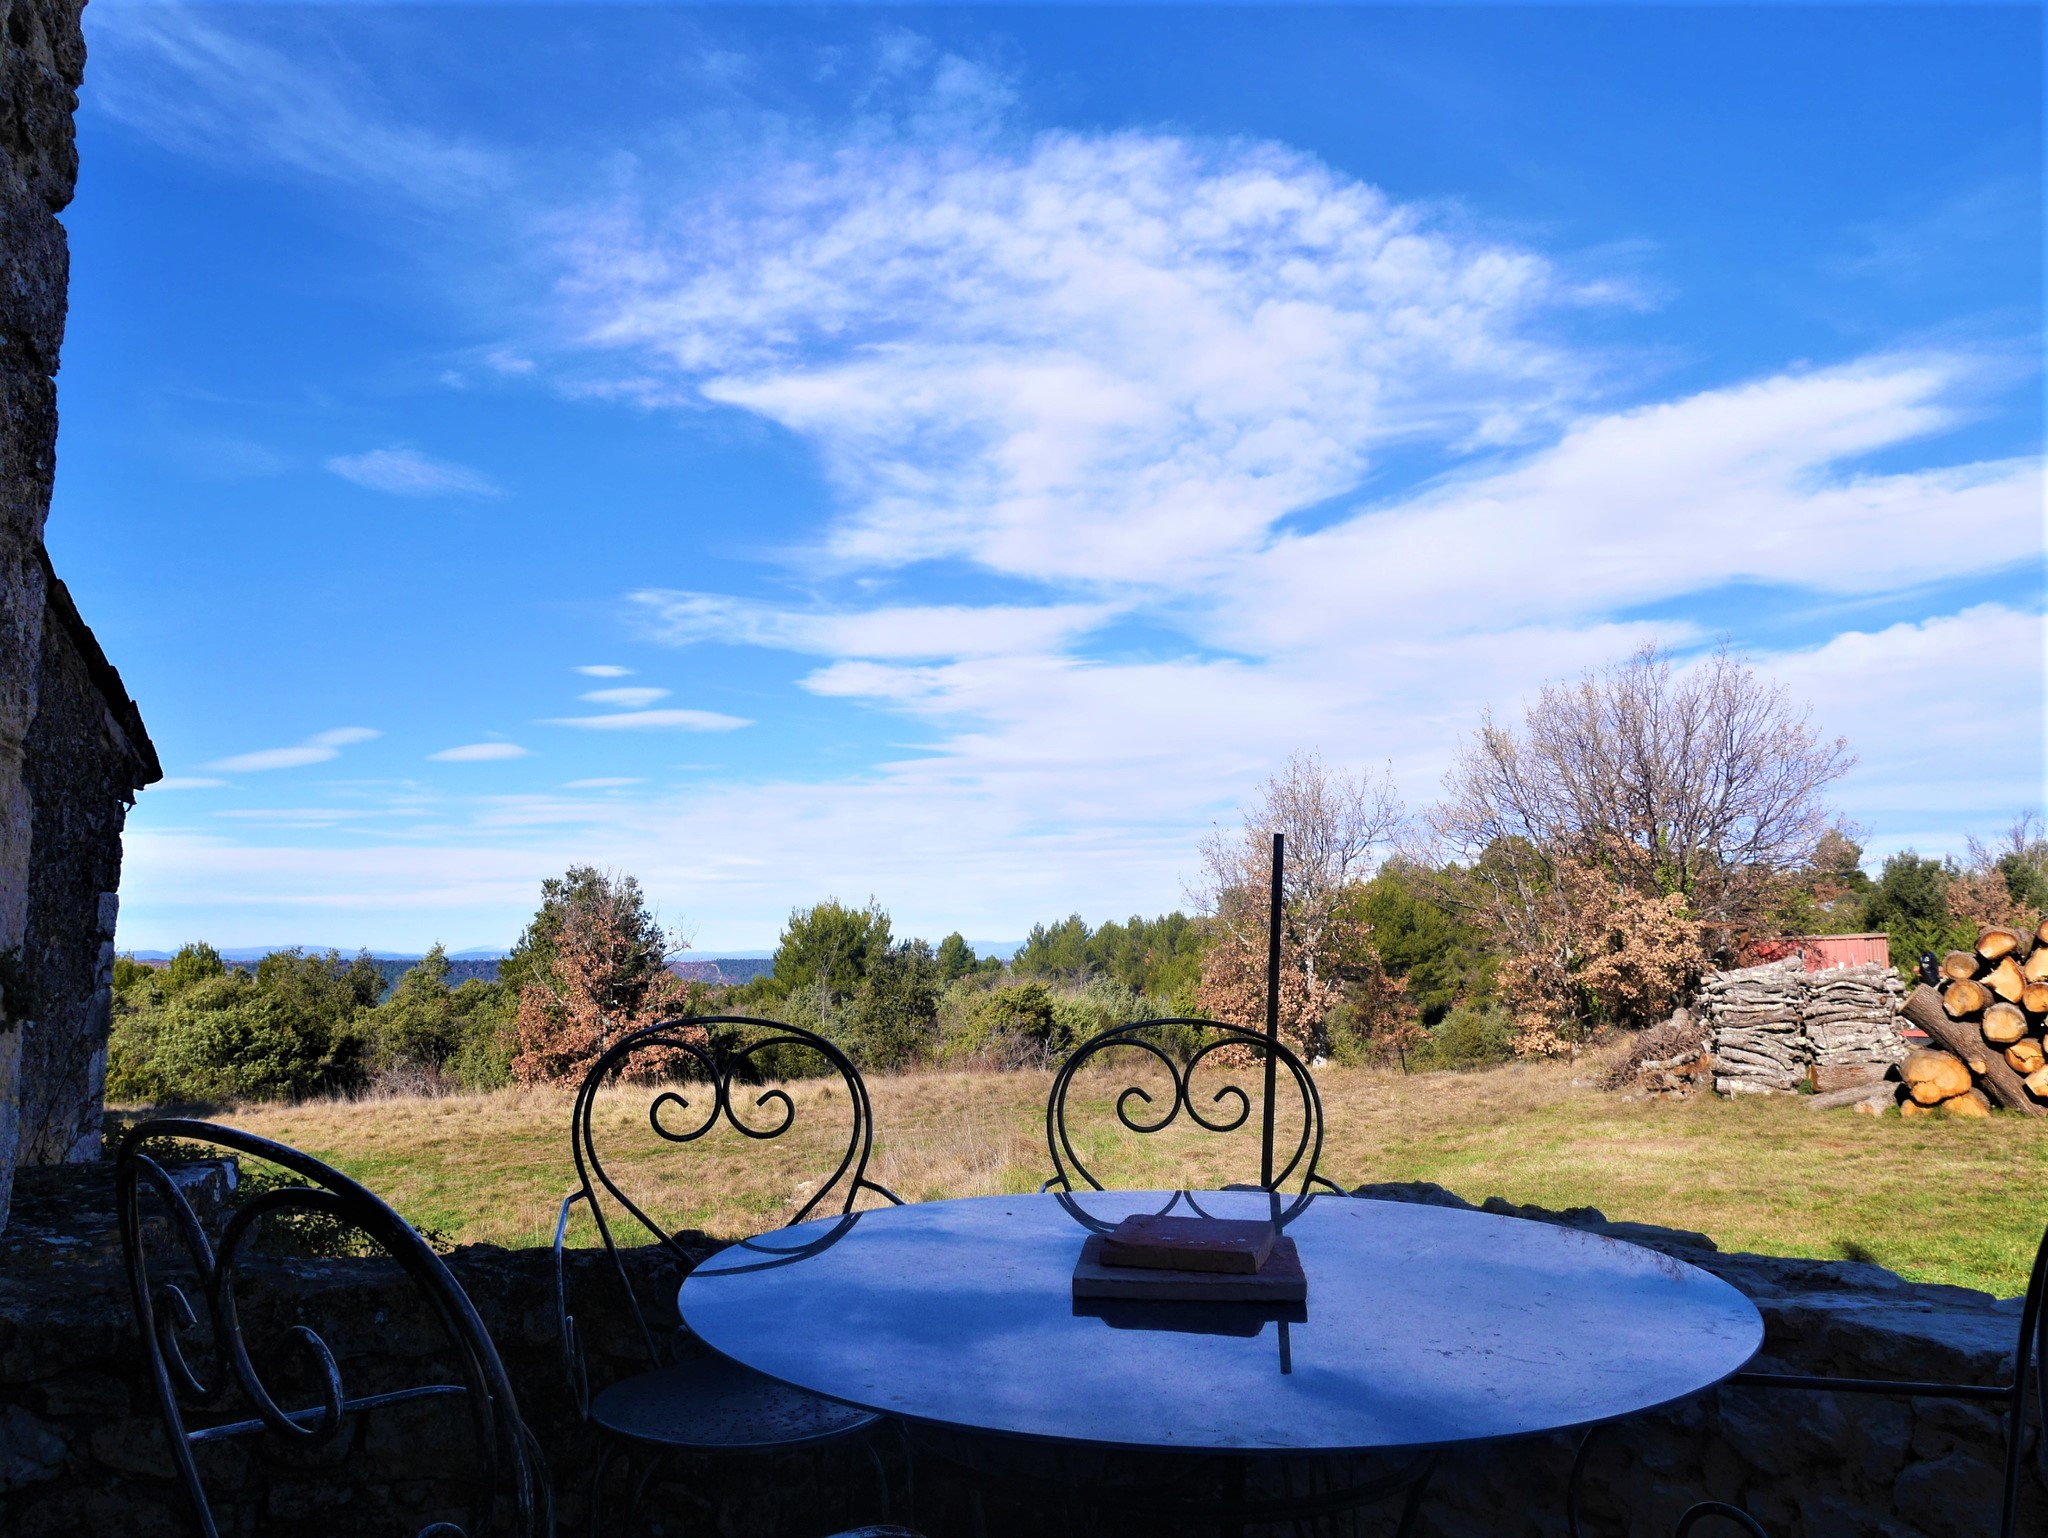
(1897, 920), (2048, 1119)
(1702, 959), (1810, 1095)
(1802, 965), (1906, 1088)
(1702, 958), (1907, 1102)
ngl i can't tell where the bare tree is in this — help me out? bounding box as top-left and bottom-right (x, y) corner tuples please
(1193, 753), (1403, 1054)
(1431, 645), (1854, 949)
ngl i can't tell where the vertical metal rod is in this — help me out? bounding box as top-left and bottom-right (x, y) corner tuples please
(1261, 831), (1284, 1189)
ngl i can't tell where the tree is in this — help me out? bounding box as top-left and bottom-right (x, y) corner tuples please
(935, 932), (980, 983)
(1194, 753), (1402, 1057)
(1959, 813), (2048, 929)
(373, 945), (463, 1071)
(165, 942), (225, 993)
(1494, 861), (1707, 1056)
(1346, 863), (1494, 1026)
(510, 867), (692, 1086)
(844, 940), (941, 1070)
(1010, 912), (1208, 1000)
(1863, 852), (1974, 981)
(772, 900), (892, 1004)
(1433, 645), (1853, 951)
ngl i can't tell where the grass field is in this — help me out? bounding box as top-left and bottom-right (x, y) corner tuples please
(183, 1050), (2048, 1296)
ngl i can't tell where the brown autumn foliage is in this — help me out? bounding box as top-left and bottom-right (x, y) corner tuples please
(1944, 866), (2036, 935)
(1497, 859), (1707, 1058)
(511, 868), (707, 1086)
(1196, 901), (1414, 1063)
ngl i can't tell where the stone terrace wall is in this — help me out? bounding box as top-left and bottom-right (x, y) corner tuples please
(1, 1165), (2038, 1537)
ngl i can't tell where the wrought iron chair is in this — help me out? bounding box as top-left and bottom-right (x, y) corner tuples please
(115, 1118), (548, 1538)
(553, 1015), (905, 1533)
(1042, 1016), (1349, 1196)
(1570, 1213), (2046, 1538)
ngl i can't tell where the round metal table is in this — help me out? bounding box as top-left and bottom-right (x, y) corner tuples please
(678, 1189), (1762, 1454)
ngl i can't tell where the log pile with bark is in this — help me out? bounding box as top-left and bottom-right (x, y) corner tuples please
(1701, 957), (1907, 1102)
(1895, 919), (2048, 1120)
(1702, 959), (1810, 1095)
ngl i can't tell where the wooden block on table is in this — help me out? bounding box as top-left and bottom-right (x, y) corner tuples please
(1073, 1235), (1306, 1302)
(1099, 1214), (1277, 1274)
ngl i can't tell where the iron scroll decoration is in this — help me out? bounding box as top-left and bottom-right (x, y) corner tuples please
(569, 1015), (903, 1257)
(1041, 1017), (1349, 1197)
(114, 1118), (541, 1538)
(560, 1015), (904, 1382)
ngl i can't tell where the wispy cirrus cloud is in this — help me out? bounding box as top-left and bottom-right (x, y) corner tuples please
(429, 742), (532, 762)
(326, 447), (501, 498)
(207, 728), (380, 774)
(87, 4), (508, 207)
(567, 129), (1595, 585)
(628, 591), (1116, 659)
(543, 709), (751, 732)
(581, 687), (670, 708)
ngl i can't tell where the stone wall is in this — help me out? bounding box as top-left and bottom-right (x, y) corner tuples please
(19, 560), (154, 1164)
(1, 1166), (2037, 1537)
(0, 0), (88, 1236)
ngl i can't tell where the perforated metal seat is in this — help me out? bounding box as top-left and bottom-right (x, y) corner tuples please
(589, 1354), (879, 1452)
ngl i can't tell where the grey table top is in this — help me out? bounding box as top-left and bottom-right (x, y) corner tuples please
(678, 1189), (1763, 1454)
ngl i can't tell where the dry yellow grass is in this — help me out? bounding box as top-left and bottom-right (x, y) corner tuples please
(202, 1052), (2048, 1295)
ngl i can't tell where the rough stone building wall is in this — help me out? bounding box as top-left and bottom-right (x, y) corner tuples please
(19, 558), (155, 1163)
(0, 0), (88, 1234)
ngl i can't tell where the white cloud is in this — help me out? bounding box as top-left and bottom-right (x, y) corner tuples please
(326, 448), (501, 498)
(576, 664), (634, 677)
(429, 742), (533, 762)
(87, 5), (508, 207)
(630, 590), (1116, 659)
(544, 709), (752, 732)
(581, 686), (670, 708)
(206, 727), (380, 773)
(565, 129), (1591, 584)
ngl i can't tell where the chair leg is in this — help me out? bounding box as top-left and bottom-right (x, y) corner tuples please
(1567, 1423), (1610, 1538)
(589, 1438), (619, 1538)
(1394, 1454), (1437, 1538)
(861, 1437), (892, 1523)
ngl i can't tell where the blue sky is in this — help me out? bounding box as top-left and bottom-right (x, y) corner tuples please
(56, 3), (2044, 954)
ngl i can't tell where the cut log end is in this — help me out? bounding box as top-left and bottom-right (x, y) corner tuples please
(1985, 956), (2026, 1003)
(2005, 1039), (2046, 1076)
(1978, 927), (2023, 962)
(1940, 1088), (1994, 1119)
(1942, 978), (1991, 1019)
(1981, 1002), (2029, 1045)
(2022, 981), (2048, 1016)
(1940, 950), (1980, 983)
(1902, 1047), (1973, 1104)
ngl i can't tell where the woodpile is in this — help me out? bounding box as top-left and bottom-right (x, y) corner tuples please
(1702, 958), (1906, 1100)
(1801, 964), (1907, 1090)
(1895, 919), (2048, 1120)
(1702, 959), (1809, 1095)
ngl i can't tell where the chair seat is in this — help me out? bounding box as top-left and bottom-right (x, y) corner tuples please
(591, 1355), (880, 1452)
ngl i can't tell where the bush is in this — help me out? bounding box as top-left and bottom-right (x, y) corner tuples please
(131, 992), (334, 1103)
(1413, 1004), (1515, 1070)
(842, 941), (940, 1070)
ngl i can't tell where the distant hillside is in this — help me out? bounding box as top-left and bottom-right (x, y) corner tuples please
(672, 957), (774, 985)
